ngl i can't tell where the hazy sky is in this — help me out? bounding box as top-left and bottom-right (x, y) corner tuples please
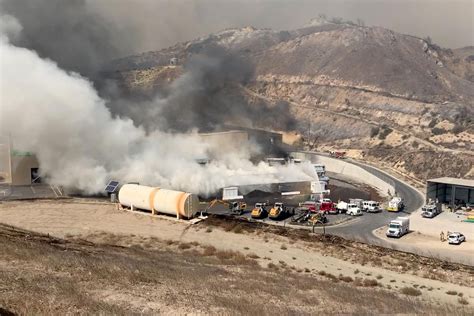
(89, 0), (473, 55)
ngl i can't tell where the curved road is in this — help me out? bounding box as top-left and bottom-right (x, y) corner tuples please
(309, 154), (425, 244)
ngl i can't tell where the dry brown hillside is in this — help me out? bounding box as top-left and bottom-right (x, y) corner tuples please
(101, 20), (474, 182)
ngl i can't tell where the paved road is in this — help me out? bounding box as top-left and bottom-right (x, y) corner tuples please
(208, 153), (425, 245)
(313, 157), (425, 244)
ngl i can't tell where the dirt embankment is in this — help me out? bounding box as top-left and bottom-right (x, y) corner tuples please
(1, 199), (473, 314)
(0, 223), (472, 315)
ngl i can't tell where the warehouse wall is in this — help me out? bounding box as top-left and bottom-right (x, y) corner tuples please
(11, 154), (39, 185)
(291, 152), (394, 197)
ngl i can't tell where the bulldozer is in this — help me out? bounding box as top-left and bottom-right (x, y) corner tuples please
(206, 199), (247, 215)
(251, 202), (268, 219)
(268, 202), (291, 220)
(308, 211), (328, 225)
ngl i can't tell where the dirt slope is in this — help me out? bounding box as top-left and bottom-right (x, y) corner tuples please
(101, 21), (474, 182)
(1, 200), (473, 314)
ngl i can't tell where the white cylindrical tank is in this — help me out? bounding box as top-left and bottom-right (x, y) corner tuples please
(118, 184), (200, 219)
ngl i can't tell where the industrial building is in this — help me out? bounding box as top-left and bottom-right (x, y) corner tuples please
(426, 177), (474, 207)
(0, 136), (40, 186)
(199, 128), (284, 160)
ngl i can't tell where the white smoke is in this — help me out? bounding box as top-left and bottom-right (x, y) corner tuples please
(0, 14), (316, 195)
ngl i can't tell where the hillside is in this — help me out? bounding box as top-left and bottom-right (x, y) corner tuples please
(101, 21), (474, 182)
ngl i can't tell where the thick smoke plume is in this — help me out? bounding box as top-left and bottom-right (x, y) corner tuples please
(1, 0), (295, 133)
(0, 14), (314, 195)
(1, 0), (123, 77)
(108, 45), (296, 132)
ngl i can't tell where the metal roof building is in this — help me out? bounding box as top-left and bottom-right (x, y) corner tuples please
(426, 177), (474, 206)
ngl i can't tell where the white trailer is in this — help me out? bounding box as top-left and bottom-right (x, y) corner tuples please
(386, 217), (410, 238)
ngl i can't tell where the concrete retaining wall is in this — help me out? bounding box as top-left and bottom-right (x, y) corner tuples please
(292, 152), (395, 198)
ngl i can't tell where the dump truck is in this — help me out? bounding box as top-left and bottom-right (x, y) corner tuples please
(251, 203), (268, 219)
(308, 211), (328, 224)
(386, 217), (410, 238)
(269, 202), (292, 220)
(387, 197), (404, 212)
(421, 203), (441, 218)
(206, 199), (246, 215)
(336, 201), (348, 214)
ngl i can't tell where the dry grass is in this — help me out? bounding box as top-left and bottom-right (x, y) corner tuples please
(362, 279), (379, 287)
(202, 245), (217, 256)
(246, 253), (260, 259)
(458, 297), (469, 305)
(0, 224), (471, 315)
(338, 275), (354, 283)
(400, 287), (422, 296)
(203, 216), (474, 287)
(178, 242), (192, 250)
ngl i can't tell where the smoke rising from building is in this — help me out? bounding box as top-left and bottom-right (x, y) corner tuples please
(0, 13), (314, 195)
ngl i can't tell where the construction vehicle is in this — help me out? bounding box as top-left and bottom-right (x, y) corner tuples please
(421, 202), (441, 218)
(268, 202), (293, 220)
(386, 217), (410, 238)
(206, 199), (247, 215)
(292, 209), (327, 225)
(308, 211), (328, 225)
(251, 202), (268, 219)
(387, 197), (404, 212)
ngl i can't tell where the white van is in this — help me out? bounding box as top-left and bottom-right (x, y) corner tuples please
(363, 200), (380, 213)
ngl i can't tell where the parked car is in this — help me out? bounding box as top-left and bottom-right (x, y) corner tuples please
(448, 232), (466, 245)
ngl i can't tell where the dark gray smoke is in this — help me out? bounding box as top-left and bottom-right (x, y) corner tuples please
(0, 0), (123, 76)
(1, 0), (296, 133)
(105, 45), (296, 133)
